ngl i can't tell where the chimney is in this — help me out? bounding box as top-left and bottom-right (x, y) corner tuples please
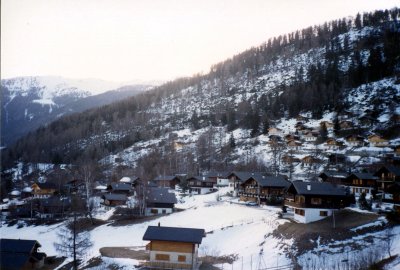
(307, 184), (311, 191)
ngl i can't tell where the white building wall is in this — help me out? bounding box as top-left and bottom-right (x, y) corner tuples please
(191, 187), (213, 195)
(217, 178), (229, 186)
(145, 207), (173, 216)
(294, 208), (334, 223)
(150, 250), (194, 265)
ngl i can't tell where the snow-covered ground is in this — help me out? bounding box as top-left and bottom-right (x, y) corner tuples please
(2, 187), (399, 269)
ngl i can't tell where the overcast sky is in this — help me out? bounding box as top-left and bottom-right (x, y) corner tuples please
(1, 0), (399, 83)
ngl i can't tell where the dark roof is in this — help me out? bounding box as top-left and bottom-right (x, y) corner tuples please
(35, 182), (57, 189)
(374, 165), (400, 177)
(187, 176), (214, 182)
(0, 238), (40, 253)
(246, 175), (290, 188)
(102, 193), (127, 201)
(348, 173), (378, 180)
(228, 171), (263, 182)
(153, 175), (179, 181)
(319, 171), (348, 179)
(108, 183), (132, 191)
(289, 181), (347, 196)
(145, 187), (177, 204)
(205, 171), (230, 178)
(143, 226), (205, 244)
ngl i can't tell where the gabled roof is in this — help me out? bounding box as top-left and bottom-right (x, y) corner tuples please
(374, 165), (400, 177)
(0, 238), (40, 253)
(108, 183), (132, 191)
(102, 193), (127, 201)
(227, 171), (263, 182)
(153, 175), (179, 181)
(187, 176), (214, 182)
(32, 182), (57, 189)
(288, 181), (347, 196)
(143, 226), (205, 244)
(244, 175), (290, 188)
(348, 173), (378, 180)
(205, 171), (230, 178)
(319, 171), (348, 179)
(145, 187), (177, 204)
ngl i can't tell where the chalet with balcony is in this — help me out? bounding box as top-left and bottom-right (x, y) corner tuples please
(206, 171), (230, 187)
(287, 140), (302, 151)
(368, 134), (389, 147)
(31, 182), (57, 198)
(301, 156), (321, 168)
(346, 173), (378, 197)
(303, 132), (318, 142)
(325, 138), (344, 150)
(143, 225), (205, 269)
(153, 175), (180, 189)
(374, 165), (400, 201)
(345, 135), (364, 147)
(319, 171), (348, 185)
(106, 183), (132, 195)
(187, 176), (215, 195)
(239, 174), (290, 204)
(226, 171), (257, 194)
(102, 193), (127, 206)
(0, 238), (47, 270)
(268, 127), (284, 137)
(284, 181), (349, 223)
(281, 155), (300, 167)
(145, 187), (177, 216)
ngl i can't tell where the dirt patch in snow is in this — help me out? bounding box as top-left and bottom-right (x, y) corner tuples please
(274, 209), (385, 255)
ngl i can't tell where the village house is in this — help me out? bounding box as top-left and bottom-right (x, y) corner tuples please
(368, 134), (389, 147)
(187, 176), (215, 195)
(303, 132), (318, 142)
(0, 238), (47, 270)
(345, 134), (365, 147)
(119, 176), (140, 188)
(284, 181), (350, 223)
(143, 225), (205, 269)
(153, 175), (181, 189)
(206, 171), (230, 187)
(319, 171), (349, 185)
(106, 183), (132, 195)
(31, 182), (57, 198)
(36, 196), (71, 220)
(145, 187), (177, 216)
(339, 120), (353, 130)
(374, 165), (400, 201)
(268, 127), (284, 137)
(346, 173), (378, 197)
(281, 155), (300, 167)
(325, 138), (344, 150)
(301, 156), (321, 169)
(239, 174), (290, 205)
(320, 121), (334, 129)
(101, 193), (127, 207)
(287, 140), (303, 151)
(226, 171), (260, 195)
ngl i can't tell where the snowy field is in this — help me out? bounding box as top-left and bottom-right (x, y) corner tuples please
(1, 188), (399, 270)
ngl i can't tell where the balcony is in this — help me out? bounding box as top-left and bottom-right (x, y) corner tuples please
(284, 199), (305, 208)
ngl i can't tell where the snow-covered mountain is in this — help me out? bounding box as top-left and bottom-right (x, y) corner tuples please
(1, 76), (150, 146)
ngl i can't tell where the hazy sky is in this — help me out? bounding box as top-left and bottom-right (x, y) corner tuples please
(1, 0), (399, 83)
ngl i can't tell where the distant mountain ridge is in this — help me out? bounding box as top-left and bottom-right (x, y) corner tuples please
(1, 76), (151, 146)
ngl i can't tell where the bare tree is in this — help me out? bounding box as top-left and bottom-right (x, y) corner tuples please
(269, 138), (285, 176)
(54, 213), (93, 270)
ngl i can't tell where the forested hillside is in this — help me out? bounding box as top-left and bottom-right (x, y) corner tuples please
(2, 8), (400, 179)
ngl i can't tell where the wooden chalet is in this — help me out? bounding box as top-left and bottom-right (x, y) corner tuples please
(153, 175), (180, 189)
(239, 174), (290, 204)
(339, 120), (353, 130)
(374, 165), (400, 201)
(303, 132), (318, 142)
(325, 138), (344, 150)
(36, 196), (72, 219)
(143, 225), (205, 269)
(287, 140), (302, 151)
(301, 156), (321, 168)
(345, 135), (364, 147)
(320, 121), (334, 129)
(107, 183), (132, 195)
(226, 171), (260, 194)
(281, 155), (300, 166)
(119, 176), (140, 188)
(187, 176), (215, 195)
(206, 171), (230, 187)
(284, 181), (350, 223)
(368, 134), (389, 147)
(0, 238), (47, 270)
(346, 173), (379, 197)
(268, 127), (283, 137)
(145, 187), (177, 216)
(31, 182), (57, 198)
(101, 193), (127, 206)
(319, 171), (348, 185)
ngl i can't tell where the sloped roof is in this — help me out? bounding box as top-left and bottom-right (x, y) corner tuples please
(348, 173), (378, 180)
(33, 182), (57, 189)
(102, 193), (127, 201)
(109, 183), (132, 191)
(153, 175), (179, 181)
(228, 171), (263, 182)
(143, 226), (205, 244)
(246, 175), (290, 188)
(145, 187), (177, 204)
(289, 181), (347, 196)
(0, 238), (40, 253)
(319, 171), (348, 179)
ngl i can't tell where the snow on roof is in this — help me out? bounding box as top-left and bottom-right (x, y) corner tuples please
(119, 177), (131, 183)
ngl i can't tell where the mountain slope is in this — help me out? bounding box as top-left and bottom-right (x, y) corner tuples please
(2, 8), (400, 176)
(1, 76), (150, 146)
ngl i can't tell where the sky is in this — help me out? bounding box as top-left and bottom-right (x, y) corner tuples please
(1, 0), (399, 83)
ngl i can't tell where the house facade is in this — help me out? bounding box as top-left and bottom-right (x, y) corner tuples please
(31, 183), (57, 198)
(145, 187), (177, 216)
(153, 176), (180, 189)
(143, 226), (205, 269)
(368, 135), (389, 147)
(284, 181), (349, 223)
(238, 174), (290, 204)
(346, 173), (378, 197)
(187, 176), (215, 195)
(374, 165), (400, 201)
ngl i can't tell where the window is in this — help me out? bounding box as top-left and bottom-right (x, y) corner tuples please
(320, 211), (328, 216)
(156, 254), (170, 261)
(311, 198), (322, 205)
(151, 209), (158, 214)
(295, 208), (305, 216)
(162, 209), (166, 214)
(295, 196), (305, 204)
(178, 255), (186, 262)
